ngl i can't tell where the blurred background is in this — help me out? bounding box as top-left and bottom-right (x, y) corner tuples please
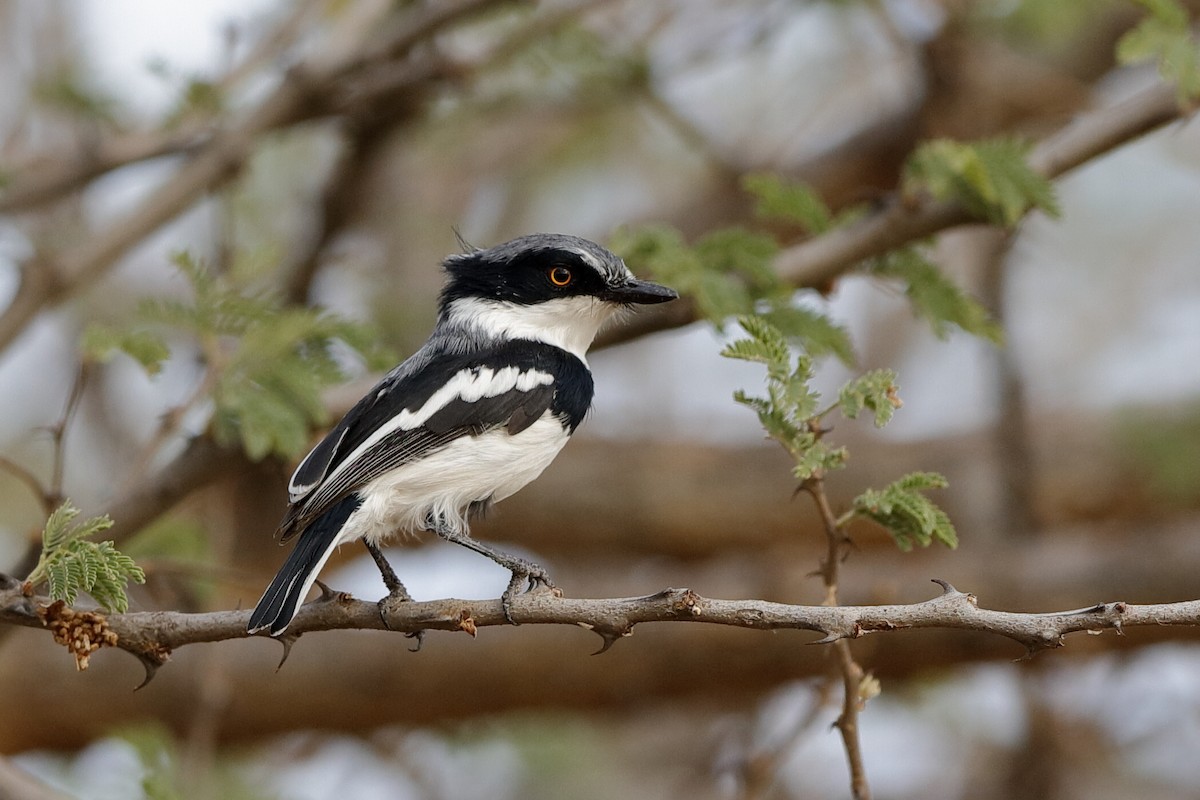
(2, 1), (1200, 798)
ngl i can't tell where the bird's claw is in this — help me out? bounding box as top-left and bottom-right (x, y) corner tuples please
(379, 587), (424, 649)
(500, 561), (557, 625)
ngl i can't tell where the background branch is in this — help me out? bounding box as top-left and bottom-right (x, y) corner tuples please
(0, 0), (518, 358)
(596, 79), (1185, 348)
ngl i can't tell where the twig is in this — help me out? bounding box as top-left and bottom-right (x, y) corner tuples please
(804, 476), (872, 800)
(730, 678), (837, 800)
(0, 363), (89, 519)
(0, 456), (51, 515)
(0, 579), (1194, 687)
(47, 362), (91, 508)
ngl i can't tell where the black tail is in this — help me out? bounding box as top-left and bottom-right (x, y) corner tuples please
(247, 495), (363, 636)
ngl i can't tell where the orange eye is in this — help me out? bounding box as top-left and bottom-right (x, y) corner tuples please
(549, 266), (573, 287)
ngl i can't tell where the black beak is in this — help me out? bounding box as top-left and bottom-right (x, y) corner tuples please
(602, 278), (679, 305)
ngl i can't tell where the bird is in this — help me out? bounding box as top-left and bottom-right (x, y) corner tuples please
(247, 233), (678, 635)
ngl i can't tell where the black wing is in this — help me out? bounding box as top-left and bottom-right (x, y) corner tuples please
(277, 342), (581, 541)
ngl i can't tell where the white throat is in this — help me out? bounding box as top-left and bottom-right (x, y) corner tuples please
(443, 296), (615, 363)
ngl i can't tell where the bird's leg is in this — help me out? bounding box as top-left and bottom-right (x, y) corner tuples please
(431, 525), (556, 624)
(363, 538), (411, 601)
(364, 538), (425, 650)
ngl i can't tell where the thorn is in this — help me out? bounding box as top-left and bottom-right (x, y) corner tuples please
(1015, 632), (1062, 661)
(591, 635), (617, 655)
(930, 578), (958, 595)
(1015, 645), (1039, 662)
(590, 629), (627, 655)
(838, 534), (857, 563)
(315, 580), (352, 604)
(577, 622), (631, 654)
(132, 652), (166, 691)
(809, 631), (844, 645)
(406, 630), (425, 652)
(275, 632), (301, 671)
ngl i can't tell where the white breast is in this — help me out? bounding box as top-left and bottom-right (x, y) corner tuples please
(336, 413), (571, 547)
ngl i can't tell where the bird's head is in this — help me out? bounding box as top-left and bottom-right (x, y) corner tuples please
(438, 233), (677, 359)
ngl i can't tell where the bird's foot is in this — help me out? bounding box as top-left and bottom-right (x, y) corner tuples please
(427, 526), (560, 624)
(499, 558), (559, 625)
(378, 587), (425, 651)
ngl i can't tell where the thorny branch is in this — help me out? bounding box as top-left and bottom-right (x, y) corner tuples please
(1, 575), (1198, 688)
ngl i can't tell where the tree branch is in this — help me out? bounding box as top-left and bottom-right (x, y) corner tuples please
(0, 1), (323, 215)
(3, 576), (1198, 686)
(596, 79), (1185, 348)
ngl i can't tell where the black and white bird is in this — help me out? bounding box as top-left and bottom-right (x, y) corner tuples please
(247, 233), (677, 635)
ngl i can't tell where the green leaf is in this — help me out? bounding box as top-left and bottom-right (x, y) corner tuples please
(82, 325), (171, 375)
(694, 227), (780, 293)
(839, 369), (901, 428)
(41, 501), (113, 551)
(1130, 0), (1189, 25)
(904, 137), (1060, 226)
(47, 558), (74, 606)
(208, 304), (386, 460)
(872, 248), (1004, 344)
(762, 305), (855, 366)
(610, 224), (740, 326)
(611, 206), (856, 365)
(791, 441), (847, 481)
(852, 472), (957, 551)
(891, 471), (950, 492)
(724, 315), (855, 476)
(88, 251), (394, 462)
(27, 501), (144, 613)
(725, 316), (792, 377)
(720, 321), (787, 379)
(1116, 1), (1200, 101)
(742, 173), (833, 234)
